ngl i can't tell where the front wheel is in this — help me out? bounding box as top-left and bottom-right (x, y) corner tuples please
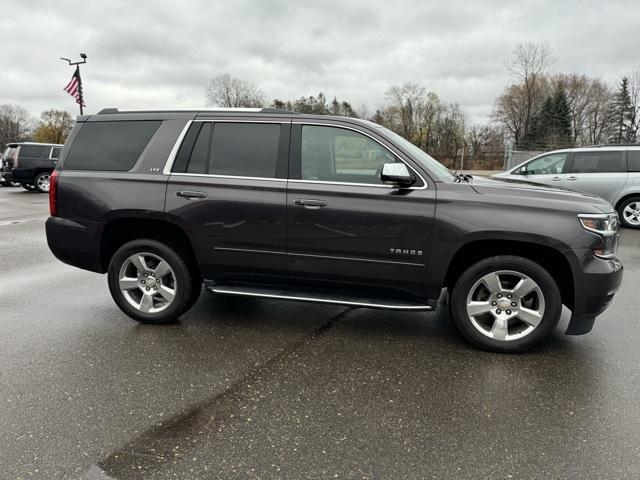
(107, 239), (196, 324)
(617, 197), (640, 229)
(450, 255), (562, 353)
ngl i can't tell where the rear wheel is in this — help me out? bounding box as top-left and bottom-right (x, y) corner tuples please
(450, 255), (562, 353)
(21, 183), (34, 191)
(107, 239), (195, 324)
(617, 197), (640, 229)
(34, 172), (51, 193)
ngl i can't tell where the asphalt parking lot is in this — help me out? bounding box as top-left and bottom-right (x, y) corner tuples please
(1, 185), (639, 480)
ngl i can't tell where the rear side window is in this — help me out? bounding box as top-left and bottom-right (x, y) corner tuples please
(568, 151), (626, 173)
(50, 147), (62, 159)
(64, 120), (161, 171)
(174, 122), (280, 178)
(628, 151), (640, 172)
(19, 145), (50, 158)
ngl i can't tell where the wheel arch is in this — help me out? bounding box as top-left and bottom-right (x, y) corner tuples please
(100, 216), (200, 278)
(614, 192), (640, 211)
(444, 239), (575, 310)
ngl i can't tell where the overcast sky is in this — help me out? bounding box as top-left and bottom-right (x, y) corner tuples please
(0, 0), (638, 123)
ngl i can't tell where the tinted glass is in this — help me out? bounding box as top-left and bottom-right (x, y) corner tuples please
(301, 125), (396, 184)
(185, 122), (212, 174)
(50, 147), (62, 159)
(64, 121), (161, 171)
(19, 145), (50, 158)
(210, 123), (279, 177)
(569, 151), (625, 173)
(521, 153), (567, 175)
(628, 151), (640, 172)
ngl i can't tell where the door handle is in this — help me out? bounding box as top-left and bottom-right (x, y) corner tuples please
(176, 190), (207, 199)
(294, 198), (327, 209)
(566, 176), (578, 181)
(551, 176), (562, 181)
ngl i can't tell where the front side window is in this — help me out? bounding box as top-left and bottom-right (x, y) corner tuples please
(568, 151), (625, 174)
(301, 125), (397, 184)
(520, 153), (567, 175)
(175, 122), (280, 178)
(64, 121), (161, 171)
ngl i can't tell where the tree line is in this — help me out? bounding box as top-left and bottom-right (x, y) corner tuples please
(205, 45), (639, 169)
(0, 106), (74, 151)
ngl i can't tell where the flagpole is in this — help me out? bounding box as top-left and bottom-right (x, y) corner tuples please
(76, 66), (84, 115)
(60, 54), (87, 115)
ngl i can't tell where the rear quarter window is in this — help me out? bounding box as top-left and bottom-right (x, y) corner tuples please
(64, 120), (161, 171)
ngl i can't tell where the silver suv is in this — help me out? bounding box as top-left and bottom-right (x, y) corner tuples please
(493, 145), (640, 228)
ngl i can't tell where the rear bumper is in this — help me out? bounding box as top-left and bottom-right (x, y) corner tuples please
(10, 168), (35, 183)
(565, 251), (623, 335)
(46, 216), (104, 273)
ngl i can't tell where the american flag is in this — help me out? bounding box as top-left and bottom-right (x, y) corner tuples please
(63, 67), (86, 107)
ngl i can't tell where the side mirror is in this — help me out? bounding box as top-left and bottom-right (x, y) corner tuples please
(381, 163), (414, 188)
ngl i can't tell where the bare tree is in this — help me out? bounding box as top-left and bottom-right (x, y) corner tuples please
(584, 79), (614, 145)
(33, 110), (74, 144)
(0, 104), (33, 150)
(205, 73), (265, 108)
(384, 82), (426, 141)
(501, 41), (555, 145)
(627, 65), (640, 142)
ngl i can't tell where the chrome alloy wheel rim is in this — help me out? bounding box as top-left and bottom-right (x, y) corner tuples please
(623, 202), (640, 226)
(465, 270), (545, 341)
(118, 252), (177, 313)
(37, 174), (50, 192)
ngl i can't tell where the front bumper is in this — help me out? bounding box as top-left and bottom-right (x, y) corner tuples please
(565, 250), (623, 335)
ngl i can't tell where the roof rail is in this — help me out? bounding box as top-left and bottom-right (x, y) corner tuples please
(97, 107), (299, 115)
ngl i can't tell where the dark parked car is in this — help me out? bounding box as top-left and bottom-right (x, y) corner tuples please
(1, 142), (63, 192)
(46, 108), (623, 352)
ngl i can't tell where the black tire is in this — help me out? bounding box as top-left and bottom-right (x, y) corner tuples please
(21, 183), (34, 191)
(34, 172), (51, 193)
(107, 239), (195, 324)
(450, 255), (562, 353)
(617, 196), (640, 229)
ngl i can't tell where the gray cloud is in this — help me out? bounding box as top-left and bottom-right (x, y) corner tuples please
(0, 0), (638, 123)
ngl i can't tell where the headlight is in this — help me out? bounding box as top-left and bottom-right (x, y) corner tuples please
(578, 213), (619, 259)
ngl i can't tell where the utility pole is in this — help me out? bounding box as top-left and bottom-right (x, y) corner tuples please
(60, 53), (87, 115)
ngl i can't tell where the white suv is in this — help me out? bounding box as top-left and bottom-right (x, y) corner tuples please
(494, 145), (640, 228)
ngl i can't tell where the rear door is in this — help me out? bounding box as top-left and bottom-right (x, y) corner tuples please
(285, 121), (436, 299)
(517, 152), (569, 187)
(565, 150), (627, 203)
(165, 118), (290, 282)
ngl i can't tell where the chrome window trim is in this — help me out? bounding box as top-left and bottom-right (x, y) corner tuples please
(170, 172), (286, 182)
(163, 120), (194, 175)
(49, 147), (62, 160)
(293, 121), (428, 190)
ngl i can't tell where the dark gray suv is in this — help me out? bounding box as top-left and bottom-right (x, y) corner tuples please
(45, 108), (623, 352)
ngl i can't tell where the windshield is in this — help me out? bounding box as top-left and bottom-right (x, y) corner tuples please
(365, 121), (456, 182)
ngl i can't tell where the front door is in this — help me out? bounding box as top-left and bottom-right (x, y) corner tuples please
(518, 152), (569, 187)
(165, 119), (290, 282)
(285, 123), (435, 299)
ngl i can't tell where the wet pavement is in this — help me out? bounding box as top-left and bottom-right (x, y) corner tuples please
(0, 186), (639, 479)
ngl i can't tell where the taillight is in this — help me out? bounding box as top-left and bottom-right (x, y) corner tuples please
(12, 150), (18, 168)
(49, 169), (59, 216)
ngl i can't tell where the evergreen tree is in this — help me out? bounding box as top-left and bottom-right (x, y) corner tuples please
(551, 88), (572, 145)
(610, 77), (632, 143)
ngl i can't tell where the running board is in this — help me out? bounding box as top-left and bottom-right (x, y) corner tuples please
(207, 284), (432, 311)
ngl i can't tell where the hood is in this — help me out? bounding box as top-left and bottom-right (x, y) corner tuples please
(466, 176), (614, 214)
